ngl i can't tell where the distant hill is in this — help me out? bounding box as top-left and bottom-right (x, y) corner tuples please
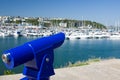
(1, 16), (106, 29)
(49, 19), (106, 29)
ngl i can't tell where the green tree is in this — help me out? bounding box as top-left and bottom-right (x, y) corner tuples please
(4, 70), (15, 75)
(15, 20), (22, 24)
(43, 22), (51, 27)
(25, 19), (39, 26)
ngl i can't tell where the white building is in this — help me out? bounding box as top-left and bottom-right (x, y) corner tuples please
(59, 22), (67, 27)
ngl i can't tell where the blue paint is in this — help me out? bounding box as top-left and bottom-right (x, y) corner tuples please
(2, 32), (65, 80)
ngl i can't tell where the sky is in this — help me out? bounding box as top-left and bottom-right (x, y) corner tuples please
(0, 0), (120, 26)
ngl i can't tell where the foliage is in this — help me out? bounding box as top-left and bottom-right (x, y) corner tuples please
(15, 20), (22, 24)
(4, 70), (15, 75)
(43, 22), (51, 27)
(25, 18), (39, 26)
(67, 58), (101, 67)
(68, 61), (89, 67)
(4, 17), (106, 29)
(88, 58), (101, 62)
(50, 19), (106, 29)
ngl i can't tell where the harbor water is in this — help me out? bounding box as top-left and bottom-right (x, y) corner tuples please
(0, 37), (120, 75)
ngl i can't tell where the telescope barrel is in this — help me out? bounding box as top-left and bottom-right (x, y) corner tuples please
(2, 32), (65, 69)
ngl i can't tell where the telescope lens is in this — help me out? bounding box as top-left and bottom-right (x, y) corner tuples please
(2, 53), (11, 64)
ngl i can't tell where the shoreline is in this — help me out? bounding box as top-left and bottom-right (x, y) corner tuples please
(1, 59), (120, 80)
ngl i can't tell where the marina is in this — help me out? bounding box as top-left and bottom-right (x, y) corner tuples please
(1, 0), (120, 79)
(0, 17), (120, 76)
(0, 26), (120, 40)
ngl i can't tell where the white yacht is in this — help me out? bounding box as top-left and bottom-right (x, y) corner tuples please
(0, 32), (5, 37)
(109, 32), (120, 39)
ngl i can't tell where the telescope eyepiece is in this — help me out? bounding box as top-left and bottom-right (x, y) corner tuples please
(2, 53), (11, 64)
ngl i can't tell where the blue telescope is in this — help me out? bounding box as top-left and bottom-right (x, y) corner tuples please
(2, 32), (65, 80)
